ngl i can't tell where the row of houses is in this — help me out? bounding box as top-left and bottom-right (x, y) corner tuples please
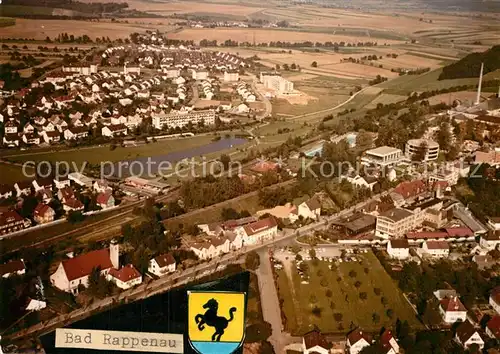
(192, 217), (278, 260)
(0, 175), (116, 235)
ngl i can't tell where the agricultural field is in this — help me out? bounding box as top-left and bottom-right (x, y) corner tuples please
(365, 93), (407, 109)
(275, 250), (423, 335)
(0, 18), (16, 27)
(168, 28), (405, 45)
(377, 54), (444, 70)
(0, 18), (176, 40)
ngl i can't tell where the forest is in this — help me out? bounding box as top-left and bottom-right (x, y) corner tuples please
(439, 45), (500, 80)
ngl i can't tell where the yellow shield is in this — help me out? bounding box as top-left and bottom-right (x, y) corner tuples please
(188, 291), (246, 354)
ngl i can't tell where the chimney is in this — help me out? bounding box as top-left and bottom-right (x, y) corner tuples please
(476, 62), (484, 105)
(110, 239), (119, 269)
(0, 335), (3, 354)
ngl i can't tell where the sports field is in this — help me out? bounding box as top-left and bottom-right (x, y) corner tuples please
(275, 250), (423, 335)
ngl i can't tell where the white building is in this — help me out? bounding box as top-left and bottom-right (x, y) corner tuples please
(302, 330), (329, 354)
(106, 264), (142, 290)
(375, 208), (415, 239)
(64, 126), (88, 140)
(223, 71), (239, 82)
(479, 231), (500, 250)
(260, 73), (294, 94)
(148, 253), (176, 277)
(387, 239), (410, 259)
(68, 172), (93, 188)
(62, 64), (98, 75)
(405, 138), (440, 161)
(238, 217), (278, 245)
(347, 330), (372, 354)
(297, 197), (321, 220)
(361, 146), (403, 167)
(50, 241), (119, 294)
(102, 124), (128, 137)
(192, 69), (208, 80)
(439, 296), (467, 324)
(455, 321), (484, 349)
(152, 110), (216, 129)
(421, 240), (449, 258)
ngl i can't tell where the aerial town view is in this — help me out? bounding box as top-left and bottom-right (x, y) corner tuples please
(1, 0), (500, 353)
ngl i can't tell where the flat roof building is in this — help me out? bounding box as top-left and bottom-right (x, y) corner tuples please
(361, 146), (403, 167)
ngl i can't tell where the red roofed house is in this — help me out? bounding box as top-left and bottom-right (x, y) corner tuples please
(379, 329), (399, 354)
(50, 241), (119, 294)
(347, 329), (372, 354)
(148, 253), (176, 277)
(0, 259), (26, 278)
(302, 329), (329, 354)
(421, 240), (450, 258)
(34, 203), (55, 224)
(0, 211), (26, 235)
(106, 264), (142, 290)
(250, 160), (279, 174)
(486, 315), (500, 339)
(63, 198), (84, 213)
(455, 320), (484, 349)
(490, 287), (500, 314)
(96, 192), (115, 209)
(239, 217), (278, 245)
(439, 296), (467, 323)
(391, 180), (427, 206)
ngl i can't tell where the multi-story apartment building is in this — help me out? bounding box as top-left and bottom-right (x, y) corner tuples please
(405, 138), (440, 161)
(375, 208), (415, 238)
(260, 72), (294, 94)
(152, 110), (216, 129)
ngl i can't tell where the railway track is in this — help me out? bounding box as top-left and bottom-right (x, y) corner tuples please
(0, 190), (178, 256)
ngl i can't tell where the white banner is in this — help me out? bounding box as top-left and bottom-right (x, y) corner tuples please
(55, 328), (184, 353)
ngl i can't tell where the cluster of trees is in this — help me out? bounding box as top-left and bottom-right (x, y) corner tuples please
(457, 164), (500, 220)
(392, 67), (431, 76)
(439, 44), (500, 80)
(197, 39), (379, 49)
(368, 75), (388, 86)
(48, 33), (94, 44)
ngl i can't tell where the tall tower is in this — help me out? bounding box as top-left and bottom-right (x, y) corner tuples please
(110, 239), (119, 269)
(476, 62), (484, 105)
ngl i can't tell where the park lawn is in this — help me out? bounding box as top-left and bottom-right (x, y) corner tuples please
(279, 250), (423, 335)
(7, 135), (216, 166)
(0, 163), (34, 184)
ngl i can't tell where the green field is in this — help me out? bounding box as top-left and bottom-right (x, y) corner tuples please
(0, 18), (16, 27)
(0, 163), (34, 185)
(276, 251), (423, 335)
(377, 68), (500, 95)
(6, 136), (217, 166)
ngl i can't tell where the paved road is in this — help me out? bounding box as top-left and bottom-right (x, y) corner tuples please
(255, 249), (296, 354)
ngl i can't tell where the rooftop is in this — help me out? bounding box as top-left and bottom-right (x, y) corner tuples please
(379, 208), (413, 222)
(365, 146), (402, 156)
